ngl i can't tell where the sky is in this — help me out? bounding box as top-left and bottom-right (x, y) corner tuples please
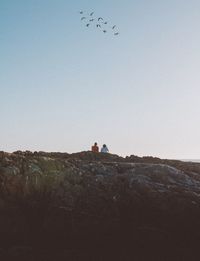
(1, 0), (200, 159)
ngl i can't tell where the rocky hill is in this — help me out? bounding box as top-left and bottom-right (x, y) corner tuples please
(1, 151), (200, 260)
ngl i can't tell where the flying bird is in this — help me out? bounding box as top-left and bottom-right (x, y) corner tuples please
(79, 11), (120, 37)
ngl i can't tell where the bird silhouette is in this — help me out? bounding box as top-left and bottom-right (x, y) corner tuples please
(79, 11), (120, 37)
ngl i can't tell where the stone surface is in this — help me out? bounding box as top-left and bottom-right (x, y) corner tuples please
(1, 151), (200, 260)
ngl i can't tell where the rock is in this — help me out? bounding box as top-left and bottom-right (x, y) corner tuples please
(0, 248), (4, 258)
(0, 151), (200, 259)
(8, 246), (33, 260)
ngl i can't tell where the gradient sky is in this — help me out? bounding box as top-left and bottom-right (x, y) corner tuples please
(1, 0), (200, 158)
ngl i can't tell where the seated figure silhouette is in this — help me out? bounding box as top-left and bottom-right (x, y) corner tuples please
(91, 142), (99, 152)
(101, 144), (109, 153)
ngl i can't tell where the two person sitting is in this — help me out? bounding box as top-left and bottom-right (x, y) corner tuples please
(91, 142), (109, 153)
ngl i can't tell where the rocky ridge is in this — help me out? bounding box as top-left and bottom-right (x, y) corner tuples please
(0, 151), (200, 260)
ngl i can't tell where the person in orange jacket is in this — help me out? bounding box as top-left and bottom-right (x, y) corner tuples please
(91, 142), (99, 152)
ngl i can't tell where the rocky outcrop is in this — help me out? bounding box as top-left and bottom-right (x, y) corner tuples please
(1, 151), (200, 260)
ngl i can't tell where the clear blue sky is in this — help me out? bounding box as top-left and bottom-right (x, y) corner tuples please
(1, 0), (200, 158)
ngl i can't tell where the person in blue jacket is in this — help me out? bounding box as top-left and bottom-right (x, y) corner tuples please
(101, 144), (109, 153)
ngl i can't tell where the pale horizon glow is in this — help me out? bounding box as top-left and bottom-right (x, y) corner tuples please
(1, 0), (200, 159)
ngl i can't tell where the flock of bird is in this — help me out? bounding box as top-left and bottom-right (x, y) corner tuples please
(79, 11), (120, 36)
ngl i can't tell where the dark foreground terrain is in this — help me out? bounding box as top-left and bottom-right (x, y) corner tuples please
(1, 151), (200, 260)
